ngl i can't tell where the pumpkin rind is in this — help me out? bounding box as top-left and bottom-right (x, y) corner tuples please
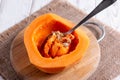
(24, 13), (89, 73)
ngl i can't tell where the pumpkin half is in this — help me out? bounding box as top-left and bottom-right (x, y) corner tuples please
(24, 13), (89, 73)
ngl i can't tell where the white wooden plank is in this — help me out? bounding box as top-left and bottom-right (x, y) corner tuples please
(68, 0), (96, 23)
(0, 0), (2, 11)
(0, 0), (52, 33)
(113, 75), (120, 80)
(0, 0), (5, 14)
(69, 0), (120, 32)
(95, 0), (120, 31)
(30, 0), (52, 13)
(0, 0), (32, 33)
(69, 0), (96, 13)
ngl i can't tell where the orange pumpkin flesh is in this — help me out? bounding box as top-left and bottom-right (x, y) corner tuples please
(42, 31), (75, 58)
(24, 13), (89, 73)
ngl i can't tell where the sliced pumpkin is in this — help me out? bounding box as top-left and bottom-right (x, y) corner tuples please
(24, 13), (89, 73)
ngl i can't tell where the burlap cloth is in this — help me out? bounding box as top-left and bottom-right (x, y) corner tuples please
(0, 0), (120, 80)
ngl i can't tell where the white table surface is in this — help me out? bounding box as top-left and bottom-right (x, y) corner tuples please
(0, 0), (120, 80)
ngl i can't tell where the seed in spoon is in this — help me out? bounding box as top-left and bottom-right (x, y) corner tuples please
(43, 31), (74, 58)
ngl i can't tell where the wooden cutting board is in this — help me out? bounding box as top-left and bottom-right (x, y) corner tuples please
(10, 25), (100, 80)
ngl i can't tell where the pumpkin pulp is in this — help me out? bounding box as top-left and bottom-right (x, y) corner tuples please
(41, 31), (75, 58)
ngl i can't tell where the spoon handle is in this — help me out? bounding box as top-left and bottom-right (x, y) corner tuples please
(65, 0), (117, 34)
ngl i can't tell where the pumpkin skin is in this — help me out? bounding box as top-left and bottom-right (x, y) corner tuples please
(24, 13), (89, 73)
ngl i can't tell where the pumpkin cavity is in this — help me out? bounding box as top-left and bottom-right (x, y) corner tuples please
(24, 13), (89, 73)
(41, 31), (75, 58)
(32, 20), (79, 59)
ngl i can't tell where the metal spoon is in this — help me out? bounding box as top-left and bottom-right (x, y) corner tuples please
(64, 0), (117, 35)
(41, 0), (117, 55)
(42, 0), (117, 48)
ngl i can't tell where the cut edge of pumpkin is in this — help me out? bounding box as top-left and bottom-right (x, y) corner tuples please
(24, 13), (89, 69)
